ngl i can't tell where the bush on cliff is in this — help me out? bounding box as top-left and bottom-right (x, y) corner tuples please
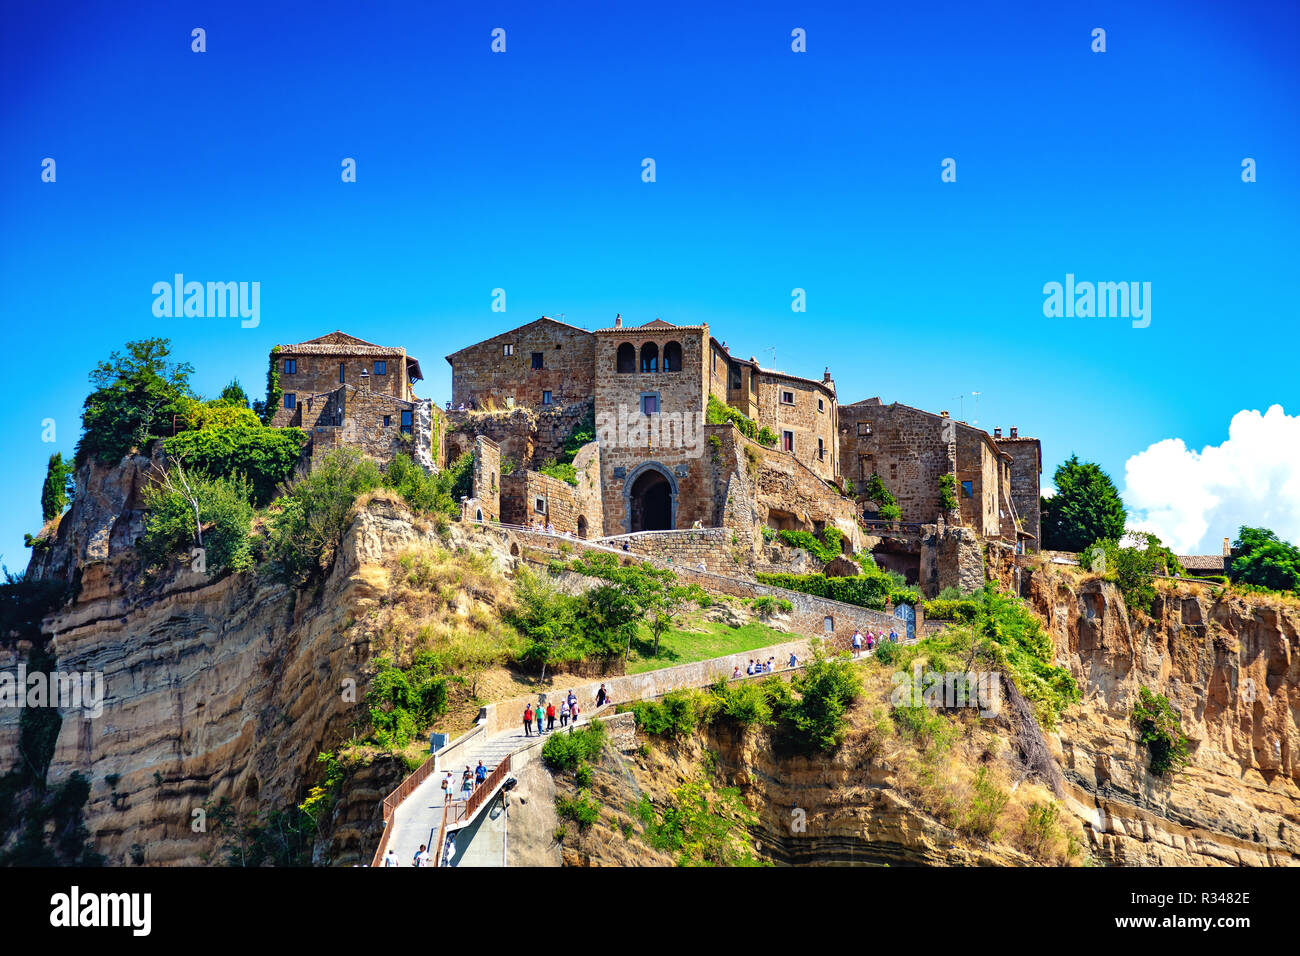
(162, 421), (306, 507)
(1131, 687), (1191, 777)
(542, 720), (606, 771)
(382, 451), (466, 518)
(365, 652), (448, 749)
(76, 337), (194, 466)
(139, 465), (254, 576)
(265, 447), (383, 584)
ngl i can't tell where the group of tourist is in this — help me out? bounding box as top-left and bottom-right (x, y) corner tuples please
(850, 626), (899, 658)
(732, 654), (797, 678)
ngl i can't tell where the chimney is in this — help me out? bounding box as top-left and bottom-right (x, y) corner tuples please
(1009, 427), (1018, 438)
(940, 410), (949, 418)
(993, 427), (1002, 438)
(823, 366), (832, 383)
(1224, 537), (1232, 557)
(614, 314), (622, 328)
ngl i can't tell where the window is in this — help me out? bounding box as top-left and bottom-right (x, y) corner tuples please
(543, 390), (553, 405)
(663, 341), (683, 372)
(374, 360), (387, 375)
(531, 352), (543, 370)
(400, 410), (413, 434)
(857, 422), (872, 436)
(641, 392), (659, 415)
(640, 342), (659, 373)
(781, 390), (795, 405)
(283, 358), (296, 374)
(729, 363), (742, 389)
(818, 438), (825, 460)
(503, 343), (514, 357)
(338, 362), (345, 384)
(383, 415), (391, 427)
(782, 430), (794, 453)
(818, 398), (825, 412)
(284, 393), (296, 410)
(618, 343), (639, 374)
(535, 497), (547, 514)
(961, 480), (973, 498)
(823, 616), (834, 633)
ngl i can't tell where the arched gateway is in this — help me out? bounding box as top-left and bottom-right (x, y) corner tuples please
(624, 462), (677, 532)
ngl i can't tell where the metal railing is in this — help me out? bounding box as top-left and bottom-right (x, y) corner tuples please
(433, 755), (513, 867)
(369, 746), (444, 868)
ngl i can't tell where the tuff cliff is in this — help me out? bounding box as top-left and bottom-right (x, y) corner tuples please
(1019, 565), (1300, 866)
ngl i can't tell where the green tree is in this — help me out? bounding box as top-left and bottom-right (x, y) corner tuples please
(218, 380), (250, 407)
(139, 460), (254, 576)
(40, 453), (75, 522)
(1230, 526), (1300, 593)
(1132, 687), (1191, 776)
(1040, 455), (1126, 552)
(76, 338), (194, 465)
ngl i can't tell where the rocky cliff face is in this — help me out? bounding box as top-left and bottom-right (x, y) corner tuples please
(1020, 567), (1300, 866)
(5, 478), (453, 865)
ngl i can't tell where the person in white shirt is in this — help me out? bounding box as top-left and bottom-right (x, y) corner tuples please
(383, 849), (399, 867)
(851, 629), (863, 658)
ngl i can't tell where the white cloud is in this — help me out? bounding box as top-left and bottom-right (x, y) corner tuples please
(1122, 405), (1300, 555)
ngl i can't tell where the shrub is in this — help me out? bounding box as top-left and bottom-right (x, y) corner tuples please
(963, 766), (1009, 839)
(632, 691), (698, 737)
(163, 424), (306, 506)
(265, 448), (384, 583)
(365, 653), (448, 749)
(538, 461), (578, 486)
(541, 720), (606, 772)
(937, 473), (958, 512)
(555, 791), (600, 828)
(705, 396), (776, 447)
(779, 648), (862, 751)
(923, 598), (981, 622)
(1131, 687), (1190, 776)
(139, 468), (254, 576)
(382, 452), (462, 517)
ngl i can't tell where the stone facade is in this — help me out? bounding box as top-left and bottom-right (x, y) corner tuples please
(271, 331), (421, 429)
(994, 432), (1042, 547)
(445, 317), (595, 411)
(838, 399), (1032, 550)
(444, 401), (593, 475)
(469, 436), (501, 522)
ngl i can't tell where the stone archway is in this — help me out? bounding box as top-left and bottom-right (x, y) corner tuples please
(577, 515), (589, 539)
(625, 462), (678, 532)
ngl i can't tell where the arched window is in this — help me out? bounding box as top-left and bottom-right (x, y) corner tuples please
(640, 342), (659, 373)
(663, 341), (683, 372)
(616, 342), (635, 373)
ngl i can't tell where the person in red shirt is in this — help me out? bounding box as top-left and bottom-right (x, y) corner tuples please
(546, 701), (556, 731)
(523, 704), (534, 737)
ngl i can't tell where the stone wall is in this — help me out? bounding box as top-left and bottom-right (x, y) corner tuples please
(470, 436), (501, 522)
(752, 370), (838, 482)
(501, 470), (581, 532)
(446, 317), (595, 411)
(995, 436), (1042, 548)
(838, 400), (953, 524)
(600, 528), (753, 576)
(445, 401), (593, 475)
(919, 524), (986, 597)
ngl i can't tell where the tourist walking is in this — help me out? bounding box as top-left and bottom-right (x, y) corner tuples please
(475, 760), (487, 788)
(441, 771), (455, 803)
(851, 629), (863, 658)
(414, 844), (429, 867)
(546, 700), (556, 731)
(596, 683), (608, 707)
(461, 767), (473, 797)
(559, 700), (569, 728)
(570, 698), (580, 724)
(523, 704), (534, 737)
(383, 848), (399, 867)
(536, 703), (545, 735)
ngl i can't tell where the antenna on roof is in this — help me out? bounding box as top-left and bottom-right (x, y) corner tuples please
(764, 346), (776, 366)
(971, 391), (981, 427)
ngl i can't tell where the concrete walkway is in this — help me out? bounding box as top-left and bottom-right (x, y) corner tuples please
(387, 716), (597, 866)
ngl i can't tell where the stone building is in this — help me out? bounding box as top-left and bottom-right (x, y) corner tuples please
(266, 315), (1042, 595)
(267, 331), (439, 471)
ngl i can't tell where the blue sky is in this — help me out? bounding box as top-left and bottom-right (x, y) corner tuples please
(2, 0), (1297, 565)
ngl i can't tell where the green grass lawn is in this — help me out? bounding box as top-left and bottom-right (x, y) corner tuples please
(625, 617), (792, 674)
